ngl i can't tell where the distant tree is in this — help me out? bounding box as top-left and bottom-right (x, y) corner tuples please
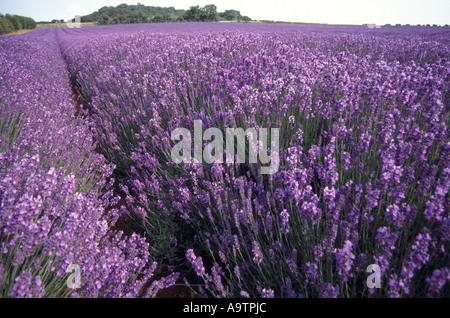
(176, 15), (186, 22)
(5, 14), (22, 30)
(128, 10), (146, 23)
(152, 14), (164, 23)
(20, 17), (36, 29)
(0, 13), (35, 34)
(183, 4), (218, 22)
(200, 4), (218, 22)
(184, 5), (201, 21)
(79, 3), (246, 25)
(241, 16), (252, 22)
(98, 15), (111, 25)
(0, 16), (15, 34)
(220, 9), (241, 21)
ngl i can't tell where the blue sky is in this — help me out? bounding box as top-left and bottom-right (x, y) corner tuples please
(1, 0), (449, 25)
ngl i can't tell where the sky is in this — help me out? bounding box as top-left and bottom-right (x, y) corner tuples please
(0, 0), (449, 25)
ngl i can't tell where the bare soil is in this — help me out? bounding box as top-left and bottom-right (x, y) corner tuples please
(8, 29), (34, 35)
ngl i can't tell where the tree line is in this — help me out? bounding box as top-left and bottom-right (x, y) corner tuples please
(80, 3), (251, 25)
(183, 5), (251, 22)
(0, 14), (37, 35)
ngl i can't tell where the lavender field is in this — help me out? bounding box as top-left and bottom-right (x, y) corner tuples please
(0, 22), (449, 298)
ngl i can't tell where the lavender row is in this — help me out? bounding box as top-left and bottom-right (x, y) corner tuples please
(57, 24), (449, 297)
(0, 30), (177, 297)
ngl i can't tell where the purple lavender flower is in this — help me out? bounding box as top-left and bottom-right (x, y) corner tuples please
(252, 241), (263, 265)
(261, 288), (275, 298)
(3, 22), (449, 299)
(9, 271), (33, 298)
(320, 283), (340, 298)
(335, 240), (355, 281)
(425, 268), (450, 298)
(342, 152), (351, 171)
(385, 204), (406, 228)
(186, 249), (206, 276)
(280, 209), (290, 234)
(240, 290), (250, 298)
(304, 262), (320, 282)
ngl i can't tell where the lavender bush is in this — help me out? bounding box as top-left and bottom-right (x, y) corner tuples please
(0, 30), (177, 298)
(2, 23), (449, 298)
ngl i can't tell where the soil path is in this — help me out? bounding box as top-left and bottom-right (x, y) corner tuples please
(8, 29), (35, 35)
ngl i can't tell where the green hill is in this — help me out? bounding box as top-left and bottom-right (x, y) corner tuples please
(80, 3), (251, 25)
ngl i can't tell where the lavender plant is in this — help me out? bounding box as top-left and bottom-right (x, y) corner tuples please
(2, 23), (449, 298)
(0, 30), (177, 298)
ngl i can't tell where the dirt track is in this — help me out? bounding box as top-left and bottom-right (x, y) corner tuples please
(8, 29), (34, 35)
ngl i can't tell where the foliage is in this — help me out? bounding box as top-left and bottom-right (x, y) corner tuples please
(0, 14), (36, 35)
(80, 3), (250, 25)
